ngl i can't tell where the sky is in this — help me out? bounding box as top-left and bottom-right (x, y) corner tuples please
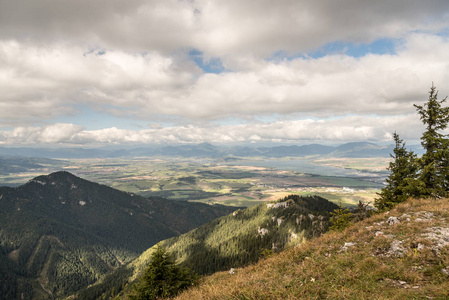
(1, 0), (449, 147)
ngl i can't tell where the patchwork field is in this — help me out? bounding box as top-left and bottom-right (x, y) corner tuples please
(0, 157), (388, 207)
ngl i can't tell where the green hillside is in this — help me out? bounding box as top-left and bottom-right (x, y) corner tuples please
(175, 197), (449, 299)
(83, 194), (338, 299)
(0, 171), (237, 299)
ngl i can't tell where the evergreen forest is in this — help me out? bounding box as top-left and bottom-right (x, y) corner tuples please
(0, 171), (236, 299)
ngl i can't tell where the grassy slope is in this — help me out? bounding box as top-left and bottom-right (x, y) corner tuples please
(176, 198), (449, 299)
(128, 195), (337, 278)
(87, 195), (337, 299)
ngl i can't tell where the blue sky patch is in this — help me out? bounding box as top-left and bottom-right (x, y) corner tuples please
(309, 38), (398, 58)
(268, 38), (398, 62)
(188, 49), (225, 74)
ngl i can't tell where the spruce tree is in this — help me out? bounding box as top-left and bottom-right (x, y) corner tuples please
(130, 245), (197, 300)
(329, 202), (352, 231)
(375, 132), (419, 211)
(414, 84), (449, 198)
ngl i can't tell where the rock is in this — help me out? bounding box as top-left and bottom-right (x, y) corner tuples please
(341, 242), (355, 251)
(421, 212), (434, 219)
(258, 227), (269, 237)
(267, 201), (289, 209)
(415, 211), (434, 222)
(387, 217), (400, 226)
(389, 240), (406, 257)
(277, 218), (284, 226)
(441, 267), (449, 276)
(422, 227), (449, 253)
(296, 215), (305, 225)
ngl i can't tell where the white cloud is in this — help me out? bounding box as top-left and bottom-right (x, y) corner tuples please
(1, 123), (82, 144)
(0, 115), (424, 146)
(1, 33), (449, 127)
(0, 1), (448, 145)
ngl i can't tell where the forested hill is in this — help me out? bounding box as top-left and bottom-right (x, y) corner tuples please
(81, 195), (338, 299)
(158, 195), (338, 275)
(175, 197), (449, 299)
(0, 171), (237, 299)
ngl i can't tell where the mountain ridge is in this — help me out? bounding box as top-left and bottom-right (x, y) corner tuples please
(0, 171), (237, 299)
(78, 194), (339, 299)
(0, 141), (420, 159)
(174, 197), (449, 299)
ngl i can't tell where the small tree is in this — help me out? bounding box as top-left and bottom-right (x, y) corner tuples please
(329, 203), (352, 231)
(130, 245), (197, 300)
(375, 132), (420, 211)
(352, 201), (372, 222)
(414, 84), (449, 198)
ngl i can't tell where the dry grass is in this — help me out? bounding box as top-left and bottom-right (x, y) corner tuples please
(175, 198), (449, 299)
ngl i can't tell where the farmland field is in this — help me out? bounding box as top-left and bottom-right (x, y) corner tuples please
(0, 156), (388, 207)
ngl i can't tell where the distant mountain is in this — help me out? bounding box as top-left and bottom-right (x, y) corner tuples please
(158, 143), (220, 157)
(79, 195), (339, 299)
(0, 147), (109, 159)
(259, 144), (335, 157)
(227, 146), (264, 157)
(331, 142), (393, 158)
(0, 156), (63, 175)
(0, 171), (237, 299)
(0, 142), (420, 159)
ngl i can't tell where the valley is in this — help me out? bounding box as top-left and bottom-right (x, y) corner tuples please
(0, 156), (387, 207)
(0, 145), (392, 298)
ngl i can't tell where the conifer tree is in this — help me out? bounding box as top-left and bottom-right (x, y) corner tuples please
(130, 245), (197, 300)
(414, 84), (449, 198)
(375, 132), (419, 211)
(329, 202), (352, 231)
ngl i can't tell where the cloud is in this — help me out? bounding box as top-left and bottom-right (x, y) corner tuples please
(0, 115), (424, 146)
(1, 33), (449, 127)
(1, 123), (83, 144)
(1, 1), (448, 146)
(1, 0), (448, 57)
(0, 40), (198, 126)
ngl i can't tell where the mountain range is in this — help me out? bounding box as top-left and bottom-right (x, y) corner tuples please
(0, 171), (237, 299)
(0, 142), (425, 160)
